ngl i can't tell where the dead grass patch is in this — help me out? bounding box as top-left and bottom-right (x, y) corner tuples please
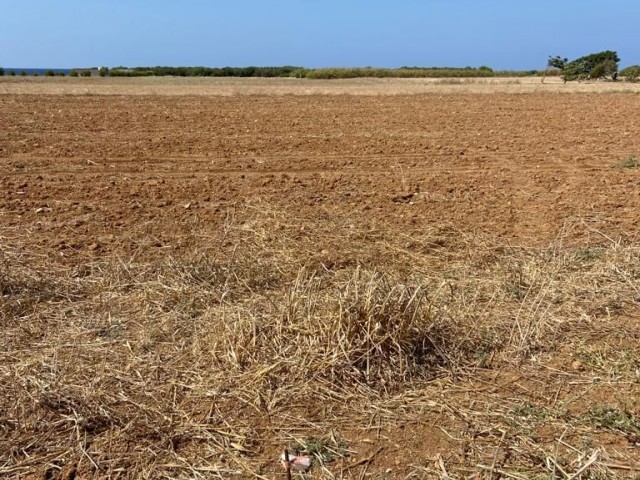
(3, 76), (640, 95)
(2, 203), (640, 477)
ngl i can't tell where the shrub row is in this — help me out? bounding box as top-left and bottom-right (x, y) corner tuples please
(109, 66), (302, 77)
(11, 63), (638, 80)
(299, 67), (545, 79)
(104, 65), (549, 79)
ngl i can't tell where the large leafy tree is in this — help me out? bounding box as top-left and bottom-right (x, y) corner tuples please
(552, 50), (620, 82)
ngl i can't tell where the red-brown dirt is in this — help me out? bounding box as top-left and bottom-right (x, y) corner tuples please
(2, 94), (639, 258)
(2, 92), (640, 479)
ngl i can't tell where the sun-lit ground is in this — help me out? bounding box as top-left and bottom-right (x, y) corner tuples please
(2, 75), (640, 95)
(2, 85), (640, 479)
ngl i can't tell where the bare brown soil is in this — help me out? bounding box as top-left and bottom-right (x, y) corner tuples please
(2, 90), (640, 479)
(3, 94), (640, 247)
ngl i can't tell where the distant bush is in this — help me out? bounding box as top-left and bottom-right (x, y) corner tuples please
(69, 70), (79, 77)
(620, 65), (640, 82)
(19, 71), (27, 76)
(0, 67), (4, 76)
(99, 67), (109, 77)
(45, 69), (55, 77)
(8, 70), (16, 76)
(81, 70), (92, 77)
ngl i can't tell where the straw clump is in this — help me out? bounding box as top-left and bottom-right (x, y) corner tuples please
(2, 204), (640, 477)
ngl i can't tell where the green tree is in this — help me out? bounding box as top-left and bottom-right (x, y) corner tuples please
(70, 70), (79, 77)
(45, 69), (55, 77)
(562, 50), (620, 81)
(0, 67), (4, 76)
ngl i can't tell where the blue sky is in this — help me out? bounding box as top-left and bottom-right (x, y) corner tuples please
(2, 0), (640, 69)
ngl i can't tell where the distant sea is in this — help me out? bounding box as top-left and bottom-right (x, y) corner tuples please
(3, 68), (72, 75)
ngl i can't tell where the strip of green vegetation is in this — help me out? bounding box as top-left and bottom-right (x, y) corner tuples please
(302, 66), (546, 79)
(587, 406), (640, 438)
(0, 64), (563, 79)
(105, 65), (550, 79)
(108, 65), (302, 77)
(4, 51), (638, 81)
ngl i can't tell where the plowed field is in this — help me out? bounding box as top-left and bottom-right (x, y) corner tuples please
(2, 85), (640, 479)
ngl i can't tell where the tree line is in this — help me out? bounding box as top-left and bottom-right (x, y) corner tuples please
(0, 65), (549, 79)
(2, 53), (639, 80)
(100, 65), (549, 78)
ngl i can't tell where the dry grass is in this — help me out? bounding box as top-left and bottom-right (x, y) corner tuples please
(2, 201), (640, 478)
(2, 76), (640, 96)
